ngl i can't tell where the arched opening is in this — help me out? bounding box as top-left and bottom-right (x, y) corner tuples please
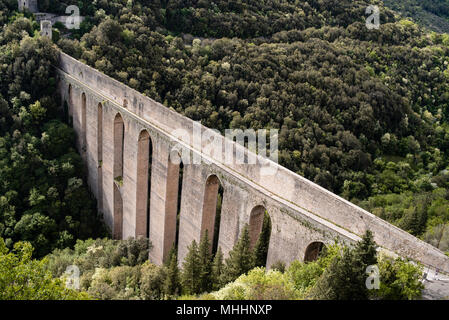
(201, 175), (223, 254)
(249, 205), (272, 267)
(113, 113), (125, 239)
(113, 113), (124, 180)
(175, 160), (184, 250)
(97, 103), (103, 211)
(136, 130), (153, 239)
(63, 100), (69, 124)
(81, 92), (87, 153)
(163, 151), (183, 261)
(68, 85), (73, 125)
(304, 242), (325, 263)
(249, 205), (267, 249)
(113, 184), (123, 240)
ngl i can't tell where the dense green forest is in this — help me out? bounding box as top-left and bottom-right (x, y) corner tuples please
(384, 0), (449, 33)
(0, 0), (107, 258)
(0, 0), (449, 300)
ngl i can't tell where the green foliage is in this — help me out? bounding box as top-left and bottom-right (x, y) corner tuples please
(270, 260), (286, 273)
(422, 223), (449, 252)
(45, 238), (152, 278)
(384, 0), (449, 33)
(140, 262), (166, 300)
(210, 247), (224, 291)
(373, 253), (424, 300)
(0, 238), (89, 300)
(42, 236), (425, 300)
(0, 11), (108, 258)
(286, 242), (341, 296)
(307, 231), (378, 300)
(212, 267), (299, 300)
(287, 260), (324, 295)
(163, 246), (181, 298)
(198, 230), (213, 293)
(181, 240), (201, 295)
(221, 225), (255, 285)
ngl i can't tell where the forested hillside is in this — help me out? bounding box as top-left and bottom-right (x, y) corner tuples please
(0, 1), (107, 258)
(385, 0), (449, 33)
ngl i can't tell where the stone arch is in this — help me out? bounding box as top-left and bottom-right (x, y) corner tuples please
(248, 205), (270, 249)
(136, 129), (153, 239)
(81, 92), (87, 152)
(68, 84), (73, 123)
(113, 113), (125, 179)
(97, 103), (103, 211)
(63, 100), (69, 124)
(113, 113), (125, 240)
(163, 151), (183, 261)
(304, 241), (325, 263)
(248, 205), (272, 266)
(113, 184), (123, 240)
(201, 174), (223, 254)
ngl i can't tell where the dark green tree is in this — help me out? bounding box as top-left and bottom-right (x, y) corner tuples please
(221, 224), (255, 285)
(211, 247), (224, 291)
(180, 240), (200, 295)
(354, 230), (378, 268)
(163, 246), (181, 298)
(253, 212), (272, 267)
(308, 231), (378, 300)
(198, 230), (213, 293)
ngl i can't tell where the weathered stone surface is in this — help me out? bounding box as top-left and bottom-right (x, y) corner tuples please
(57, 51), (449, 273)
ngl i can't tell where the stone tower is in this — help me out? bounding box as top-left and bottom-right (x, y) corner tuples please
(40, 20), (52, 40)
(18, 0), (38, 13)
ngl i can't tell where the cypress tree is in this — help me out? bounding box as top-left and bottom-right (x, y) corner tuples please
(222, 224), (255, 284)
(163, 246), (181, 298)
(253, 211), (271, 267)
(309, 230), (379, 300)
(198, 230), (213, 293)
(354, 230), (378, 269)
(211, 247), (224, 291)
(181, 240), (201, 295)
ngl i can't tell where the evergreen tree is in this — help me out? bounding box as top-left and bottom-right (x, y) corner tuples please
(198, 230), (213, 293)
(180, 240), (200, 295)
(253, 212), (271, 267)
(163, 246), (181, 298)
(211, 247), (224, 291)
(221, 225), (255, 284)
(354, 230), (378, 269)
(308, 246), (367, 300)
(308, 231), (379, 300)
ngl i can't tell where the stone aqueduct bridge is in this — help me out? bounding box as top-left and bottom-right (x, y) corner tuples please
(56, 51), (449, 272)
